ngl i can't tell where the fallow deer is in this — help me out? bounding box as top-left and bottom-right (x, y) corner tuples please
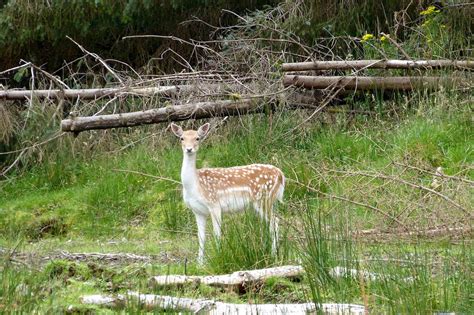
(170, 122), (285, 263)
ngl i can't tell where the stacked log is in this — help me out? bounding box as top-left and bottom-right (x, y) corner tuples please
(282, 59), (473, 71)
(1, 59), (470, 132)
(283, 76), (461, 90)
(282, 59), (472, 91)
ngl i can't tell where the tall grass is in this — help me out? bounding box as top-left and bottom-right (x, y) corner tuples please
(206, 208), (293, 274)
(299, 201), (472, 313)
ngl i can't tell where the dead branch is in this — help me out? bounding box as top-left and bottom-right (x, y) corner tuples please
(0, 63), (32, 75)
(122, 35), (221, 57)
(67, 36), (124, 84)
(0, 150), (26, 177)
(23, 60), (70, 89)
(379, 34), (412, 61)
(393, 162), (474, 185)
(81, 291), (366, 314)
(283, 75), (467, 90)
(0, 132), (64, 156)
(150, 265), (303, 288)
(281, 60), (474, 71)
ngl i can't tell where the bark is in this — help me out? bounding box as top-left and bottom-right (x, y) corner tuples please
(149, 265), (304, 288)
(282, 59), (474, 71)
(283, 75), (463, 90)
(61, 98), (263, 133)
(81, 291), (367, 314)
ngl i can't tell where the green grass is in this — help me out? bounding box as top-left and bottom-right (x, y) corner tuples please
(0, 94), (472, 313)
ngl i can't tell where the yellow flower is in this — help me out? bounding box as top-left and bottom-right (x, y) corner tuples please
(361, 33), (374, 42)
(380, 35), (389, 42)
(420, 5), (440, 16)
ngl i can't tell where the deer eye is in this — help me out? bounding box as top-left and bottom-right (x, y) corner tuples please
(196, 137), (200, 141)
(180, 137), (184, 141)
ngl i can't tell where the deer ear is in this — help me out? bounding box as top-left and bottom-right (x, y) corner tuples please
(197, 123), (210, 138)
(170, 123), (183, 137)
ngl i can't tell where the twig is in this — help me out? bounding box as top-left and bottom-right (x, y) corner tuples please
(0, 132), (65, 156)
(122, 35), (221, 57)
(0, 63), (32, 76)
(22, 60), (70, 89)
(0, 150), (26, 177)
(380, 33), (412, 60)
(67, 36), (124, 84)
(111, 169), (181, 185)
(393, 162), (474, 185)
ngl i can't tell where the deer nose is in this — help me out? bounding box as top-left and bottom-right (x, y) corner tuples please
(186, 148), (193, 153)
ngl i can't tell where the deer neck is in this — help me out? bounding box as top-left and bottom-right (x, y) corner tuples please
(181, 152), (199, 191)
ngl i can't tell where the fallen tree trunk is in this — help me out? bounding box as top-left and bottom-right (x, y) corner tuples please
(150, 265), (303, 289)
(81, 291), (366, 314)
(0, 84), (224, 101)
(283, 75), (464, 90)
(61, 98), (264, 133)
(282, 59), (474, 71)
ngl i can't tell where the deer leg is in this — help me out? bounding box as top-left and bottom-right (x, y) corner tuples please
(195, 213), (207, 264)
(254, 199), (278, 254)
(210, 207), (222, 240)
(263, 198), (279, 254)
(269, 212), (280, 254)
(253, 201), (266, 221)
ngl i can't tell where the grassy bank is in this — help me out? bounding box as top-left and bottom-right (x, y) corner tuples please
(1, 92), (472, 313)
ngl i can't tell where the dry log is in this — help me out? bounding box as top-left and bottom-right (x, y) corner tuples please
(0, 86), (180, 100)
(61, 98), (263, 133)
(283, 75), (465, 90)
(81, 291), (366, 314)
(282, 59), (474, 71)
(150, 265), (303, 288)
(0, 84), (231, 101)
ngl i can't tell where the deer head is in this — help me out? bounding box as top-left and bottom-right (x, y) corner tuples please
(170, 123), (210, 154)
